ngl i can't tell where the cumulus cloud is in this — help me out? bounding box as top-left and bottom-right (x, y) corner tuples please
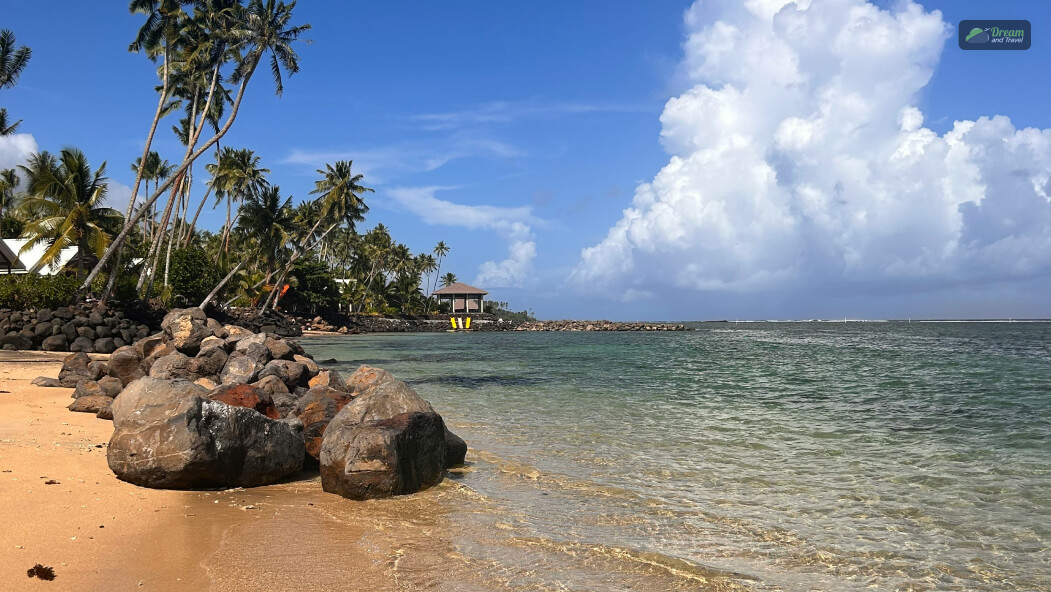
(571, 0), (1051, 302)
(104, 181), (133, 217)
(387, 186), (539, 288)
(0, 133), (37, 174)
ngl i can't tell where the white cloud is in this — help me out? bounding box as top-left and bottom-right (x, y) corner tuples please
(0, 133), (37, 174)
(105, 181), (133, 217)
(572, 0), (1051, 300)
(387, 186), (540, 288)
(475, 240), (537, 288)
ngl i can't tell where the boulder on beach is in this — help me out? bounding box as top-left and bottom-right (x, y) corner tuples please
(108, 345), (146, 386)
(69, 395), (113, 415)
(320, 411), (447, 500)
(208, 383), (281, 420)
(107, 377), (305, 489)
(58, 352), (94, 387)
(318, 366), (464, 499)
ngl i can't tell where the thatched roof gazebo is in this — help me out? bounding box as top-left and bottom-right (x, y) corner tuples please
(432, 282), (488, 314)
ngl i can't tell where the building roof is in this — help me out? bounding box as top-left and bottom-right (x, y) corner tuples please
(433, 282), (488, 295)
(0, 239), (25, 271)
(1, 239), (77, 275)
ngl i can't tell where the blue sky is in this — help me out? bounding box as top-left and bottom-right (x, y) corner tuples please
(3, 1), (1051, 320)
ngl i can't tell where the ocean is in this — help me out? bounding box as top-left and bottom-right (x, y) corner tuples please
(305, 322), (1051, 591)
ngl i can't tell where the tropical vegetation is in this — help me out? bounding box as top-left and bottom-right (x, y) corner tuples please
(1, 3), (521, 318)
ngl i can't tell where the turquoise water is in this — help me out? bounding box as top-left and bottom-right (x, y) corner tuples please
(307, 323), (1051, 591)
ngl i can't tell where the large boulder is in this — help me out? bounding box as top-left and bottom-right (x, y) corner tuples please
(208, 384), (281, 420)
(108, 345), (146, 386)
(292, 386), (354, 461)
(320, 411), (447, 500)
(161, 308), (213, 355)
(339, 366), (468, 469)
(108, 378), (304, 489)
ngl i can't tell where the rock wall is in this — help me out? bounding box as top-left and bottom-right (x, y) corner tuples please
(514, 320), (689, 332)
(0, 305), (156, 353)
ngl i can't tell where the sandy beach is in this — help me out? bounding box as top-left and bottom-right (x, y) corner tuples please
(0, 353), (461, 592)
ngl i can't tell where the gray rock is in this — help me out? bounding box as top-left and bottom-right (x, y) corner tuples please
(161, 308), (213, 355)
(234, 332), (267, 353)
(58, 352), (93, 387)
(320, 411), (447, 500)
(199, 335), (228, 353)
(241, 342), (271, 367)
(97, 375), (124, 398)
(264, 337), (294, 361)
(0, 334), (32, 350)
(259, 359), (305, 390)
(40, 334), (69, 352)
(93, 337), (117, 354)
(188, 346), (228, 378)
(294, 354), (319, 379)
(148, 352), (194, 381)
(96, 326), (113, 339)
(76, 326), (97, 341)
(308, 369), (348, 391)
(108, 345), (145, 386)
(72, 380), (105, 399)
(69, 395), (113, 415)
(87, 360), (109, 381)
(220, 351), (262, 385)
(107, 378), (305, 489)
(70, 336), (95, 353)
(31, 376), (64, 388)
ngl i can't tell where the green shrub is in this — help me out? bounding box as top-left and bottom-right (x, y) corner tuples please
(0, 273), (80, 309)
(282, 260), (340, 314)
(166, 247), (223, 305)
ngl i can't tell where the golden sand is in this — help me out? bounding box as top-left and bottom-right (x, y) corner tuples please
(0, 353), (405, 591)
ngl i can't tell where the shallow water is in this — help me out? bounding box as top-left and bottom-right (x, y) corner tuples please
(307, 322), (1051, 591)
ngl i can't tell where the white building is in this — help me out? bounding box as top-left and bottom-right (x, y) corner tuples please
(0, 238), (78, 275)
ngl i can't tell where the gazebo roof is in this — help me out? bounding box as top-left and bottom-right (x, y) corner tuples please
(433, 282), (488, 295)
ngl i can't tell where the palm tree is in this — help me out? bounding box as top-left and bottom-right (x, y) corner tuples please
(236, 184), (293, 286)
(17, 148), (123, 277)
(0, 168), (19, 220)
(440, 272), (458, 288)
(0, 29), (32, 136)
(429, 241), (450, 309)
(198, 146), (268, 250)
(262, 160), (371, 310)
(80, 0), (310, 296)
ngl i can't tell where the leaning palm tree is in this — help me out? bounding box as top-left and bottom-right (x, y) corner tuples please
(261, 160), (371, 310)
(80, 0), (310, 297)
(192, 146), (268, 249)
(0, 29), (32, 136)
(428, 241), (450, 309)
(17, 148), (123, 277)
(440, 272), (458, 288)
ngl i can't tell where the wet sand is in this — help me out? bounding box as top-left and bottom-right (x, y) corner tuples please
(0, 353), (430, 591)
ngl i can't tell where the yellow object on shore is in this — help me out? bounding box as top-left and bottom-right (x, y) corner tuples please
(466, 317), (471, 329)
(450, 317), (457, 329)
